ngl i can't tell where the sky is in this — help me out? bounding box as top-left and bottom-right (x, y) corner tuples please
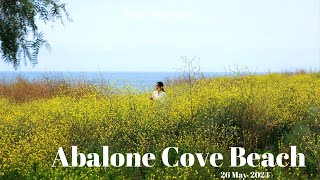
(1, 0), (320, 72)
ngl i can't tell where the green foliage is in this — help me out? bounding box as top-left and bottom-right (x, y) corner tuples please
(0, 73), (320, 179)
(0, 0), (70, 69)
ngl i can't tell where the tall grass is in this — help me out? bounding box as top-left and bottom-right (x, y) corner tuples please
(1, 72), (320, 179)
(0, 75), (98, 103)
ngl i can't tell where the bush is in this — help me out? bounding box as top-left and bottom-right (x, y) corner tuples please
(0, 73), (320, 179)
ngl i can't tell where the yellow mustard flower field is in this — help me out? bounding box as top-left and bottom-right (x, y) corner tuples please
(1, 73), (320, 179)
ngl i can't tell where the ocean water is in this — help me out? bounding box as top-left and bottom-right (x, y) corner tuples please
(0, 71), (229, 89)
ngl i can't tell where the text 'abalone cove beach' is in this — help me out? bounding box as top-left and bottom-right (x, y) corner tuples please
(1, 0), (320, 179)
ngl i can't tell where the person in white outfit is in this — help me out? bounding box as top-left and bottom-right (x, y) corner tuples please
(150, 81), (166, 100)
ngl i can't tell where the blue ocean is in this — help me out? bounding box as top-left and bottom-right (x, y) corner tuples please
(0, 71), (231, 89)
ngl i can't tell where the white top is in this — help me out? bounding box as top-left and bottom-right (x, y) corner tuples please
(151, 91), (166, 100)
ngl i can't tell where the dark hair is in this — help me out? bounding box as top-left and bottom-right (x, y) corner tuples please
(157, 81), (165, 92)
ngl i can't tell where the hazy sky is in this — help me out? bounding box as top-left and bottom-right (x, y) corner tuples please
(1, 0), (320, 72)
